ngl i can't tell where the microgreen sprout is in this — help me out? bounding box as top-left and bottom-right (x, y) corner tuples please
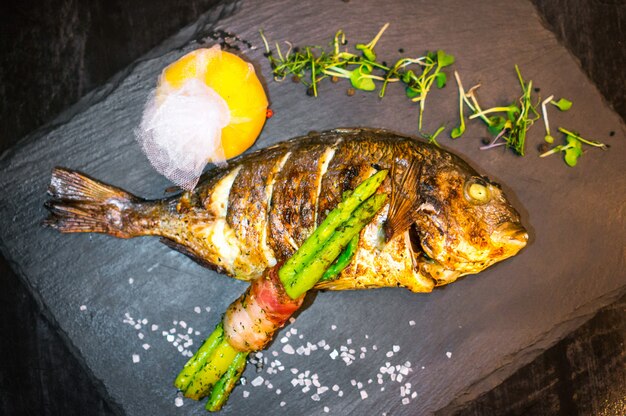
(465, 65), (540, 155)
(551, 98), (572, 111)
(540, 127), (608, 166)
(541, 95), (555, 143)
(259, 25), (455, 131)
(421, 125), (446, 147)
(451, 71), (468, 139)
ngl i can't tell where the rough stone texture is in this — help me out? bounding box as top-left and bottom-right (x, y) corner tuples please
(0, 0), (625, 415)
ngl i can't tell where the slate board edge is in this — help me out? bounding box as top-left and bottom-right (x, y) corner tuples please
(434, 284), (626, 415)
(529, 0), (626, 128)
(0, 241), (125, 416)
(0, 0), (242, 168)
(0, 3), (243, 415)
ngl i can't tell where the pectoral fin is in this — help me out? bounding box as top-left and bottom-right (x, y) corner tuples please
(383, 158), (423, 242)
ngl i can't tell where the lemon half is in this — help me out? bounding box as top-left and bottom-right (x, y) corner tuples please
(159, 46), (268, 160)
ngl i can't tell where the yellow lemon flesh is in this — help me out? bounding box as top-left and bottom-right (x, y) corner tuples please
(160, 47), (268, 160)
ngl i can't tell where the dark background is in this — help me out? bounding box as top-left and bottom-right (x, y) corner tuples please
(0, 0), (624, 414)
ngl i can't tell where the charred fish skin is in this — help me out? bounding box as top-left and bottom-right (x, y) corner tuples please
(44, 128), (528, 292)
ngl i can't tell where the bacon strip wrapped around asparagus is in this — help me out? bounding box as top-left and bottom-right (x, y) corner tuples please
(224, 265), (304, 351)
(175, 170), (388, 411)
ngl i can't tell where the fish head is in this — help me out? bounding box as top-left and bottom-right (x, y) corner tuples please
(412, 160), (528, 285)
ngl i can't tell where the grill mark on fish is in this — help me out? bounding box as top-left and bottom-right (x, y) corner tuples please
(201, 166), (242, 271)
(269, 141), (332, 257)
(226, 148), (289, 275)
(313, 141), (340, 226)
(260, 151), (292, 266)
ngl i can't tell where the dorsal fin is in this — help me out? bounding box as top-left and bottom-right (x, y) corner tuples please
(384, 158), (423, 241)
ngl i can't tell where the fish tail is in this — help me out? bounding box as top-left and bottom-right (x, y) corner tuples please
(44, 167), (146, 238)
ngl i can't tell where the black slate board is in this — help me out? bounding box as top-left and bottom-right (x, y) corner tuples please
(1, 0), (625, 415)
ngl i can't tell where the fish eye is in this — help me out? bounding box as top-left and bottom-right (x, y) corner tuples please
(464, 177), (491, 204)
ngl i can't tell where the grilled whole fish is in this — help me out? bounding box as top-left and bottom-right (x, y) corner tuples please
(45, 128), (528, 292)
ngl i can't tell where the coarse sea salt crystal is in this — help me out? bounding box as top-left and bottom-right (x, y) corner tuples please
(174, 396), (183, 407)
(446, 351), (452, 358)
(393, 345), (400, 352)
(128, 278), (134, 284)
(280, 401), (286, 407)
(243, 390), (249, 398)
(282, 344), (295, 355)
(360, 390), (368, 400)
(324, 406), (329, 413)
(142, 343), (150, 350)
(311, 393), (320, 401)
(402, 397), (410, 405)
(409, 320), (416, 326)
(138, 333), (144, 340)
(132, 354), (140, 363)
(331, 325), (337, 330)
(151, 324), (158, 331)
(194, 306), (201, 314)
(251, 376), (264, 387)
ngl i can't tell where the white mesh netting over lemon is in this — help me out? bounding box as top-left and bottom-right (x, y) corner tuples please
(136, 45), (268, 190)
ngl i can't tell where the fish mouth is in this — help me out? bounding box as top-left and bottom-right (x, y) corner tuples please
(492, 222), (529, 248)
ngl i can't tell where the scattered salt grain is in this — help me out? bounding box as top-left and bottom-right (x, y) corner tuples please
(329, 349), (338, 360)
(280, 401), (286, 407)
(402, 397), (410, 405)
(132, 354), (140, 363)
(409, 320), (416, 326)
(194, 306), (201, 314)
(179, 321), (187, 329)
(174, 396), (183, 407)
(138, 333), (144, 340)
(331, 325), (337, 330)
(324, 406), (330, 413)
(128, 278), (134, 284)
(360, 390), (368, 400)
(282, 344), (295, 355)
(205, 306), (211, 313)
(251, 376), (264, 387)
(151, 324), (158, 331)
(446, 351), (452, 358)
(142, 343), (150, 350)
(242, 391), (249, 398)
(311, 393), (320, 401)
(393, 345), (400, 353)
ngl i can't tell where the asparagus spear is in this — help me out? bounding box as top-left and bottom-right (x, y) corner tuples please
(320, 234), (359, 281)
(176, 170), (388, 410)
(278, 169), (388, 296)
